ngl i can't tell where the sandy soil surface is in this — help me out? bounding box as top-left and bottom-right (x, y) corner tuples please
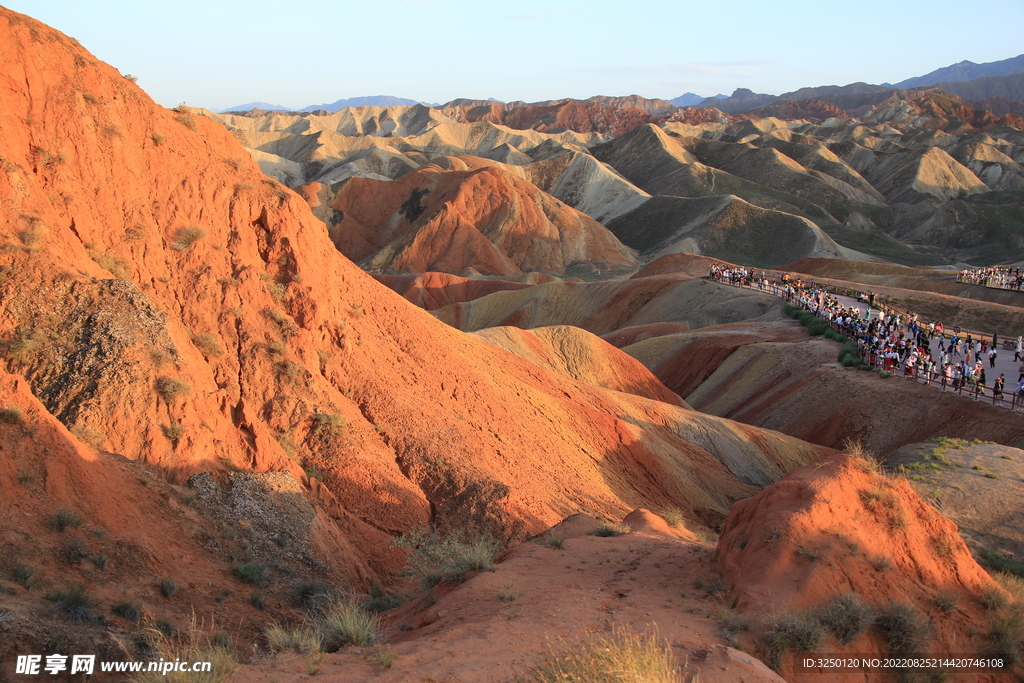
(239, 512), (782, 683)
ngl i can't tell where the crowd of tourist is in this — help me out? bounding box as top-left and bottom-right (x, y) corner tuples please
(710, 265), (770, 289)
(710, 265), (1023, 405)
(787, 285), (1023, 403)
(957, 265), (1024, 291)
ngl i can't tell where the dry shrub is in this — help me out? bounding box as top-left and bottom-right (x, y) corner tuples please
(761, 611), (825, 669)
(169, 226), (205, 251)
(392, 524), (497, 589)
(155, 377), (190, 402)
(265, 623), (321, 655)
(816, 593), (873, 645)
(519, 628), (682, 683)
(872, 602), (930, 656)
(844, 438), (882, 473)
(590, 520), (631, 537)
(190, 332), (223, 357)
(130, 616), (237, 683)
(661, 507), (685, 528)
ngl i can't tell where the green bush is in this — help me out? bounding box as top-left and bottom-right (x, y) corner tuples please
(838, 341), (860, 364)
(981, 550), (1024, 578)
(817, 594), (873, 645)
(112, 601), (141, 621)
(590, 520), (632, 537)
(46, 586), (98, 622)
(361, 585), (402, 613)
(294, 581), (333, 609)
(158, 578), (177, 599)
(873, 603), (930, 656)
(49, 509), (83, 531)
(234, 563), (269, 584)
(392, 524), (497, 589)
(761, 612), (825, 670)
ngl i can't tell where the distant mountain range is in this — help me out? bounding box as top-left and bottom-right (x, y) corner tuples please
(219, 95), (434, 113)
(888, 54), (1024, 89)
(298, 95), (426, 112)
(221, 101), (294, 112)
(220, 54), (1024, 116)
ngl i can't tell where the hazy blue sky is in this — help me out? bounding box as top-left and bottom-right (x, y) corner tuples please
(6, 1), (1023, 111)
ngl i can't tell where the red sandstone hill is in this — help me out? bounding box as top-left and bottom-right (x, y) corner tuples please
(739, 98), (848, 122)
(448, 99), (660, 137)
(0, 7), (835, 673)
(863, 92), (1024, 133)
(299, 165), (639, 276)
(716, 455), (1020, 681)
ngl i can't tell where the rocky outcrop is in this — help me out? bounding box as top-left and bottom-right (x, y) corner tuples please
(716, 454), (1017, 681)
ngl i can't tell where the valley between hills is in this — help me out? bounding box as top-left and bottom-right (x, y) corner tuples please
(3, 6), (1024, 683)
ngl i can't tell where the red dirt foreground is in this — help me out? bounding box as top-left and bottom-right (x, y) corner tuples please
(715, 454), (1021, 682)
(240, 511), (786, 683)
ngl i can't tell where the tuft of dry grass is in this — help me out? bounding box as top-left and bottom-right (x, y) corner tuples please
(660, 507), (685, 528)
(130, 616), (237, 683)
(320, 599), (382, 649)
(816, 593), (873, 645)
(761, 611), (825, 670)
(589, 520), (631, 537)
(174, 114), (197, 131)
(169, 226), (206, 251)
(995, 572), (1024, 604)
(266, 598), (382, 656)
(155, 377), (191, 402)
(0, 406), (23, 423)
(536, 533), (565, 550)
(265, 623), (321, 655)
(518, 628), (683, 683)
(872, 602), (930, 657)
(844, 438), (883, 472)
(190, 332), (223, 357)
